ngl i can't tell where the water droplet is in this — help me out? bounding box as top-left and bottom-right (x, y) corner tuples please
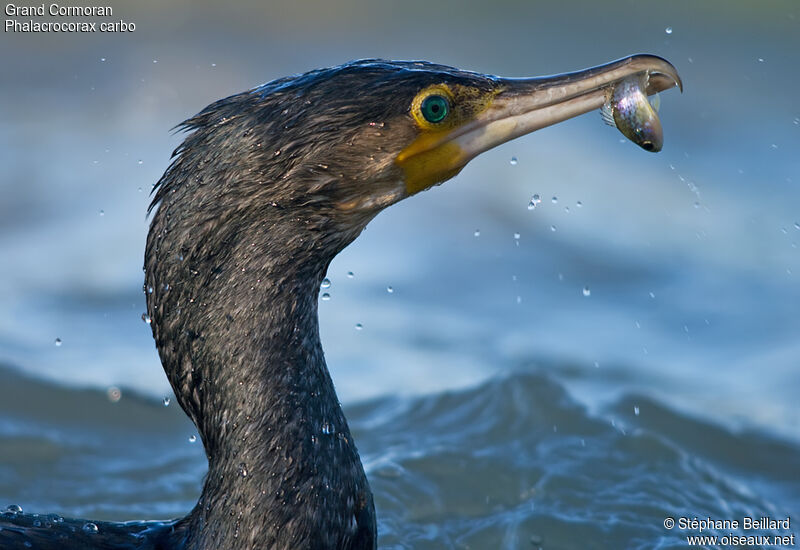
(5, 504), (22, 514)
(163, 397), (170, 407)
(321, 278), (331, 289)
(665, 26), (673, 34)
(137, 159), (143, 165)
(634, 406), (640, 416)
(594, 361), (600, 368)
(54, 338), (62, 347)
(550, 225), (557, 232)
(137, 187), (143, 193)
(649, 291), (656, 298)
(321, 422), (334, 435)
(107, 387), (121, 402)
(347, 271), (354, 279)
(564, 206), (570, 213)
(473, 229), (481, 237)
(514, 232), (521, 240)
(527, 194), (541, 210)
(141, 313), (151, 324)
(237, 463), (248, 477)
(516, 295), (522, 304)
(99, 210), (105, 216)
(321, 293), (331, 301)
(510, 156), (518, 165)
(32, 519), (42, 527)
(100, 57), (106, 62)
(147, 285), (154, 294)
(551, 196), (558, 204)
(758, 57), (765, 63)
(152, 59), (158, 64)
(211, 63), (217, 67)
(82, 522), (98, 534)
(794, 222), (800, 230)
(386, 286), (394, 293)
(188, 435), (197, 443)
(576, 201), (583, 208)
(354, 323), (363, 331)
(582, 286), (591, 297)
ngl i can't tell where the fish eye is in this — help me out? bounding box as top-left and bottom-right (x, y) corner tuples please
(420, 95), (450, 123)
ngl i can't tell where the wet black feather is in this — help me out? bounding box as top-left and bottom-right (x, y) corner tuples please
(1, 59), (498, 550)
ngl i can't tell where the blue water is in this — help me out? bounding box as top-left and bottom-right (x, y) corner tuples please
(1, 0), (799, 547)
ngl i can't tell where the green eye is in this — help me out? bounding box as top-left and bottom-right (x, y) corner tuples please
(420, 95), (449, 123)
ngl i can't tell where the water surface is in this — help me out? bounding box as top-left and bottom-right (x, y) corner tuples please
(1, 0), (798, 547)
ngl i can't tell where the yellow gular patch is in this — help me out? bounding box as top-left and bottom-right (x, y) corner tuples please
(397, 84), (497, 195)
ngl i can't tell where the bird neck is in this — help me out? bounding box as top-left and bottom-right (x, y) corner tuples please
(145, 220), (376, 549)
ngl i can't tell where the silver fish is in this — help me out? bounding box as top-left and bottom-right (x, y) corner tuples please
(601, 73), (663, 152)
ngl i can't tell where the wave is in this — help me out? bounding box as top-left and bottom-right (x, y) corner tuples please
(1, 365), (797, 549)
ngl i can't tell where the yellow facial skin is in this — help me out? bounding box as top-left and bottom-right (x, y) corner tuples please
(394, 56), (682, 197)
(396, 84), (498, 195)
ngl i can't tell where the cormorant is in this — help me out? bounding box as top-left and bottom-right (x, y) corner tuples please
(0, 55), (681, 549)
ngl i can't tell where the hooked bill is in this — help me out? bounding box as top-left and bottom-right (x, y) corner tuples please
(601, 73), (663, 152)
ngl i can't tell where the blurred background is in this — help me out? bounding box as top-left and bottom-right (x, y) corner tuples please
(1, 1), (798, 547)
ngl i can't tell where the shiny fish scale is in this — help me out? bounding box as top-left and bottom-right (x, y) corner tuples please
(602, 73), (663, 152)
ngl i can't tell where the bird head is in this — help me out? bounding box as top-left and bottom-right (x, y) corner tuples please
(149, 56), (680, 268)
